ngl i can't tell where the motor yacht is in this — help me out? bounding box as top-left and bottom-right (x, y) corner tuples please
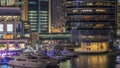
(8, 53), (48, 68)
(31, 53), (58, 66)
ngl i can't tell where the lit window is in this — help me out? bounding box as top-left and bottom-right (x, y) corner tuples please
(86, 2), (93, 6)
(81, 9), (93, 13)
(73, 10), (78, 13)
(7, 24), (13, 32)
(4, 34), (13, 39)
(0, 24), (3, 32)
(96, 9), (106, 12)
(96, 2), (103, 6)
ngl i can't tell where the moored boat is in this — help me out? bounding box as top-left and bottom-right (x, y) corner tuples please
(8, 54), (47, 68)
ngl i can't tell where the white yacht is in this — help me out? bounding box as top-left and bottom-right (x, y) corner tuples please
(48, 54), (67, 60)
(31, 53), (58, 66)
(46, 51), (67, 60)
(8, 53), (48, 68)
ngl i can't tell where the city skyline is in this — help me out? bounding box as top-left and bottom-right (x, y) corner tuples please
(0, 0), (118, 53)
(0, 0), (119, 68)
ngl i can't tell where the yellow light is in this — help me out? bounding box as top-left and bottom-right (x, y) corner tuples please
(4, 34), (13, 39)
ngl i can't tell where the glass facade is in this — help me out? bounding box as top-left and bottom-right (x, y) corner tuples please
(63, 0), (117, 52)
(117, 0), (120, 36)
(51, 0), (65, 33)
(39, 11), (49, 33)
(28, 0), (49, 33)
(0, 7), (22, 39)
(39, 0), (49, 33)
(28, 0), (38, 32)
(0, 0), (27, 54)
(29, 11), (38, 32)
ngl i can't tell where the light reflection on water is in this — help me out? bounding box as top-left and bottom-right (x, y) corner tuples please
(59, 60), (72, 68)
(0, 65), (13, 68)
(59, 54), (116, 68)
(72, 55), (109, 68)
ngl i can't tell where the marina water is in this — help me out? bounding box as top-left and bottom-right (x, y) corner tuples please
(1, 54), (120, 68)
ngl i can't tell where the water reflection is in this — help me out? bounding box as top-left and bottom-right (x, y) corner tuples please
(59, 60), (72, 68)
(0, 54), (118, 68)
(73, 55), (109, 68)
(0, 65), (13, 68)
(59, 54), (116, 68)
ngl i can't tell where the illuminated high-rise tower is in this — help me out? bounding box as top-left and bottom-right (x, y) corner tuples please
(0, 0), (27, 54)
(19, 0), (50, 34)
(63, 0), (117, 53)
(19, 0), (30, 38)
(51, 0), (65, 33)
(117, 0), (120, 36)
(27, 0), (50, 33)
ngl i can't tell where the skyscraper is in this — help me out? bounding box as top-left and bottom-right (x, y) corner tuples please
(27, 0), (50, 45)
(63, 0), (117, 53)
(51, 0), (65, 33)
(0, 0), (27, 54)
(27, 0), (50, 33)
(20, 0), (30, 38)
(117, 0), (120, 36)
(39, 0), (50, 33)
(28, 0), (39, 32)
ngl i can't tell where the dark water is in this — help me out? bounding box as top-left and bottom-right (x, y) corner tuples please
(1, 54), (120, 68)
(58, 54), (117, 68)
